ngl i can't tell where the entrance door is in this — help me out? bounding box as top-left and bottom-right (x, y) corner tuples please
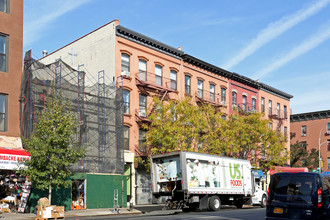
(125, 164), (132, 203)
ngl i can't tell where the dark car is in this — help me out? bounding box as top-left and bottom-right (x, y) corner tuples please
(266, 172), (330, 220)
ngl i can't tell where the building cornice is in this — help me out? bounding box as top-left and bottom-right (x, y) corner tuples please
(116, 25), (184, 59)
(291, 110), (330, 122)
(259, 82), (293, 100)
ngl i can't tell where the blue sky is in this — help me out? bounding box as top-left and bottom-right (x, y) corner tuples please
(23, 0), (330, 114)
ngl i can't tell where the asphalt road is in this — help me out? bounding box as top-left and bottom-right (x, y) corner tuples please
(68, 206), (266, 220)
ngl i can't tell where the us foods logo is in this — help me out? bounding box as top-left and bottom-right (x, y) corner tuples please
(229, 163), (242, 187)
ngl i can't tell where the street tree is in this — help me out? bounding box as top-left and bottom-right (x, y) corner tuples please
(290, 141), (319, 171)
(19, 97), (86, 204)
(143, 97), (287, 170)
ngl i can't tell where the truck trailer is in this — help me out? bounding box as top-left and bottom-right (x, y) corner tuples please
(150, 151), (267, 211)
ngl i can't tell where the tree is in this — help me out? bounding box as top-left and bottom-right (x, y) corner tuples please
(143, 97), (287, 170)
(19, 97), (86, 204)
(290, 141), (319, 171)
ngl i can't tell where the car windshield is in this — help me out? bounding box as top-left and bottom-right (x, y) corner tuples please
(272, 175), (314, 196)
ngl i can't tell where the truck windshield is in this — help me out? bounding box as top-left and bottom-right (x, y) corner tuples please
(272, 175), (314, 197)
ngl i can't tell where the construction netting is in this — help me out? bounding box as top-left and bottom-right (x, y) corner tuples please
(20, 51), (124, 174)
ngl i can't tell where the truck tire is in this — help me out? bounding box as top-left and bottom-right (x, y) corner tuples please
(208, 196), (221, 211)
(260, 194), (267, 208)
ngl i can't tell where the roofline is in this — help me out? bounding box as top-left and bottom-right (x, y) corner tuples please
(259, 82), (293, 100)
(290, 110), (330, 122)
(116, 25), (184, 59)
(36, 19), (119, 63)
(182, 54), (259, 89)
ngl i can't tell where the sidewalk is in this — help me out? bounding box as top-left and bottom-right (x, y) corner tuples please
(0, 204), (180, 219)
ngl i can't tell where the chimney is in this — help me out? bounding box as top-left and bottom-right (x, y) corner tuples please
(177, 47), (183, 51)
(42, 50), (48, 57)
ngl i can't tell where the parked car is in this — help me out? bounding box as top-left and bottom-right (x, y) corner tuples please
(266, 172), (330, 220)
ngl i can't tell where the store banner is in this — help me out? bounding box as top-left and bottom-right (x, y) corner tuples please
(0, 149), (30, 170)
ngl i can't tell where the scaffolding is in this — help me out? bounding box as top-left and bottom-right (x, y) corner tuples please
(20, 50), (124, 174)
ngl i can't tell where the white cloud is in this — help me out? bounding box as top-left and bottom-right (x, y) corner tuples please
(254, 21), (330, 79)
(222, 0), (330, 70)
(24, 0), (92, 48)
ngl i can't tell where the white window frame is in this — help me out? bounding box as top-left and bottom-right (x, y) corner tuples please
(197, 80), (203, 98)
(139, 94), (147, 117)
(170, 70), (177, 90)
(221, 88), (226, 104)
(210, 84), (215, 102)
(122, 89), (130, 114)
(139, 59), (147, 81)
(121, 53), (130, 77)
(0, 94), (7, 132)
(185, 75), (191, 95)
(0, 34), (8, 73)
(155, 65), (162, 86)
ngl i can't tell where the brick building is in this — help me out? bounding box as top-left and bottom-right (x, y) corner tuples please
(291, 110), (330, 171)
(36, 20), (292, 204)
(0, 1), (25, 157)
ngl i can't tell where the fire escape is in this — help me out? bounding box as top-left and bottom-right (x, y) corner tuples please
(268, 108), (288, 130)
(195, 90), (225, 110)
(134, 71), (178, 155)
(236, 103), (257, 115)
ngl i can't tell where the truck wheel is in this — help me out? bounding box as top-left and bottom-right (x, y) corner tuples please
(235, 199), (244, 209)
(208, 196), (221, 211)
(260, 194), (267, 208)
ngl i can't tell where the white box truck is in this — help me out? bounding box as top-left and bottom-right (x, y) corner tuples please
(150, 151), (267, 211)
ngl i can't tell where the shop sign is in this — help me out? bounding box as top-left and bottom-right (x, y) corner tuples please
(0, 150), (30, 170)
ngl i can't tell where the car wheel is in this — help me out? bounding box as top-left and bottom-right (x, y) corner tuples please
(260, 194), (267, 208)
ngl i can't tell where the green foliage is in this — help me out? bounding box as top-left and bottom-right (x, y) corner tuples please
(290, 141), (319, 171)
(19, 97), (86, 193)
(143, 97), (287, 170)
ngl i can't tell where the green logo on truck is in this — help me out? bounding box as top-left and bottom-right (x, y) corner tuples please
(229, 163), (242, 179)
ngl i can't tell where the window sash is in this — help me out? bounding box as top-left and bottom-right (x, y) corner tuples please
(261, 98), (265, 112)
(185, 76), (191, 95)
(301, 126), (307, 136)
(232, 92), (237, 107)
(170, 70), (177, 90)
(139, 130), (147, 152)
(0, 0), (8, 13)
(139, 60), (147, 81)
(221, 88), (226, 104)
(123, 90), (130, 114)
(121, 54), (130, 76)
(197, 80), (203, 98)
(269, 100), (272, 115)
(252, 98), (256, 111)
(0, 35), (7, 72)
(139, 94), (147, 117)
(277, 103), (280, 117)
(123, 126), (129, 150)
(242, 96), (247, 111)
(210, 85), (215, 101)
(155, 65), (162, 86)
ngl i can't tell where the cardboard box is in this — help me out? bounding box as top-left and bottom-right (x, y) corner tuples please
(37, 197), (50, 207)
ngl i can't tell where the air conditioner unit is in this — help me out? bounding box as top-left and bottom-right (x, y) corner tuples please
(327, 131), (330, 135)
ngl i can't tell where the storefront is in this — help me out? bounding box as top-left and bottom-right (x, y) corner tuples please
(0, 148), (31, 213)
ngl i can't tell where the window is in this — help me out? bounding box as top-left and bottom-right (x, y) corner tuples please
(0, 34), (8, 72)
(328, 157), (330, 170)
(261, 97), (265, 112)
(300, 141), (307, 150)
(139, 59), (147, 81)
(284, 105), (287, 119)
(277, 103), (280, 117)
(170, 70), (177, 90)
(284, 126), (287, 141)
(139, 129), (147, 152)
(0, 0), (9, 13)
(242, 95), (247, 111)
(121, 53), (130, 77)
(327, 123), (330, 135)
(232, 92), (237, 108)
(123, 125), (130, 150)
(301, 125), (307, 136)
(0, 94), (7, 131)
(269, 123), (273, 130)
(327, 140), (330, 151)
(269, 100), (272, 115)
(185, 75), (191, 95)
(139, 94), (147, 117)
(197, 80), (203, 98)
(155, 65), (162, 86)
(252, 98), (256, 111)
(123, 89), (130, 114)
(210, 84), (215, 102)
(221, 88), (226, 104)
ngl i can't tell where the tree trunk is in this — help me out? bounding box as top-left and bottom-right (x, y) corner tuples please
(49, 176), (52, 205)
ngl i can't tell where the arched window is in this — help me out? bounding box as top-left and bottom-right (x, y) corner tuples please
(123, 89), (130, 114)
